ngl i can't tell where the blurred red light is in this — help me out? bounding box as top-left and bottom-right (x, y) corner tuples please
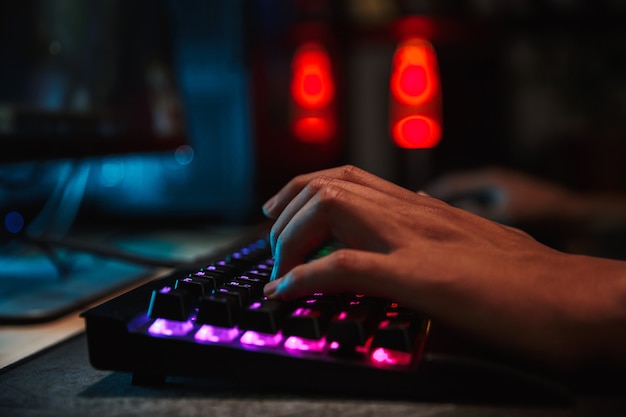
(291, 43), (334, 109)
(290, 41), (335, 144)
(392, 115), (441, 149)
(293, 116), (334, 143)
(389, 37), (442, 149)
(390, 38), (438, 106)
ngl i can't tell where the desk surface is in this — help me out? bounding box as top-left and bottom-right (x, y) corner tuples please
(2, 225), (626, 416)
(1, 328), (626, 417)
(0, 224), (256, 370)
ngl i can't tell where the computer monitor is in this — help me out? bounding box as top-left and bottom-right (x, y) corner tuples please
(0, 0), (187, 163)
(1, 0), (258, 231)
(0, 0), (258, 323)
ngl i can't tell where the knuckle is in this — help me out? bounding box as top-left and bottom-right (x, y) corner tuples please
(315, 184), (346, 211)
(339, 164), (364, 181)
(304, 178), (349, 212)
(291, 173), (311, 188)
(307, 176), (334, 194)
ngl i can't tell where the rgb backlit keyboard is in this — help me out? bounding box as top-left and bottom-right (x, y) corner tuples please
(82, 229), (572, 403)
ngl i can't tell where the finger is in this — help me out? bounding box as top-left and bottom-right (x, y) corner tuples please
(267, 168), (420, 255)
(262, 165), (413, 219)
(269, 176), (414, 255)
(270, 183), (404, 281)
(268, 175), (336, 256)
(264, 248), (401, 301)
(262, 166), (359, 218)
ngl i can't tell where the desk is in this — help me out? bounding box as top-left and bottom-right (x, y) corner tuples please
(2, 227), (626, 416)
(2, 322), (626, 416)
(0, 223), (257, 370)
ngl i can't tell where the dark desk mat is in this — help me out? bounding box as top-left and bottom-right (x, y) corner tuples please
(0, 332), (623, 417)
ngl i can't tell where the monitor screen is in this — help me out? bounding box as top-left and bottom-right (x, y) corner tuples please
(0, 0), (258, 229)
(0, 0), (186, 162)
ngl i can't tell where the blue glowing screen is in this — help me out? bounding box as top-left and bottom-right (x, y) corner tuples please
(1, 0), (256, 230)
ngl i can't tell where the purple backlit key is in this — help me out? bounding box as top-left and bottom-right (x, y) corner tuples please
(281, 298), (335, 340)
(147, 287), (195, 321)
(239, 299), (291, 334)
(196, 293), (241, 327)
(175, 276), (216, 298)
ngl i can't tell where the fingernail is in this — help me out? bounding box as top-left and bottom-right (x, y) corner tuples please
(262, 195), (276, 217)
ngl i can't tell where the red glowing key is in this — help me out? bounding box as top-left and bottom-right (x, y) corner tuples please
(370, 347), (412, 366)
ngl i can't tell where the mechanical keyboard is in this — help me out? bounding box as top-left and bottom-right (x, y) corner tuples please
(81, 226), (574, 404)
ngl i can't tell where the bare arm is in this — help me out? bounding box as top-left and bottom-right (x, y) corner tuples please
(423, 166), (626, 234)
(262, 165), (626, 373)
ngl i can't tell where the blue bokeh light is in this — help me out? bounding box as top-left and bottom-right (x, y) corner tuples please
(5, 211), (25, 234)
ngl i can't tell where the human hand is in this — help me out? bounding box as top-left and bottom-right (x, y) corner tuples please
(423, 166), (575, 225)
(260, 165), (622, 371)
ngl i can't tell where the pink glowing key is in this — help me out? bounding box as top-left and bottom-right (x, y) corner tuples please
(284, 336), (326, 352)
(370, 347), (412, 366)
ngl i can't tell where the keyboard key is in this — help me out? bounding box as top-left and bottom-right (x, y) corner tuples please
(371, 313), (423, 352)
(281, 298), (335, 340)
(206, 261), (240, 276)
(220, 281), (254, 305)
(175, 276), (216, 298)
(239, 299), (291, 334)
(147, 287), (195, 321)
(196, 293), (241, 327)
(326, 306), (380, 348)
(242, 270), (271, 281)
(233, 276), (266, 299)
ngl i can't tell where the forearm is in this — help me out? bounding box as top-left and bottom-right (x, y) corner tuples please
(569, 254), (626, 372)
(482, 252), (626, 373)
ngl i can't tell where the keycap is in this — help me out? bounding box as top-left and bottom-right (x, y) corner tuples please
(281, 297), (335, 339)
(175, 276), (216, 298)
(203, 263), (237, 277)
(220, 281), (254, 305)
(147, 287), (195, 321)
(239, 299), (291, 334)
(370, 313), (423, 352)
(196, 293), (241, 327)
(233, 275), (266, 299)
(326, 305), (380, 347)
